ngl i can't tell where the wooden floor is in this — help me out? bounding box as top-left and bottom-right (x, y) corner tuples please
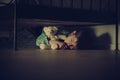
(0, 49), (120, 80)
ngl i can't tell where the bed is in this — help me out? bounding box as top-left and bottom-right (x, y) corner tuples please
(0, 1), (118, 50)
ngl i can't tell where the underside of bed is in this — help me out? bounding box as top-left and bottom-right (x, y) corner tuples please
(17, 5), (115, 24)
(0, 4), (116, 24)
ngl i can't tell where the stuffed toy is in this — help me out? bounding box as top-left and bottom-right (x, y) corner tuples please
(36, 26), (67, 49)
(49, 30), (80, 50)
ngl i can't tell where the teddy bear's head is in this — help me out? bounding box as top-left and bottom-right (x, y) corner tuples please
(43, 26), (58, 39)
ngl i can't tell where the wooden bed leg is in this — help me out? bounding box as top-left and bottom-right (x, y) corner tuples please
(13, 0), (17, 51)
(115, 0), (119, 51)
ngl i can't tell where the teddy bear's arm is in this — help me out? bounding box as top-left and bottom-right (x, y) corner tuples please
(57, 35), (67, 40)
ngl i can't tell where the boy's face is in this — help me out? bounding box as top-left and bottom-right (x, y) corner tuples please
(64, 31), (78, 49)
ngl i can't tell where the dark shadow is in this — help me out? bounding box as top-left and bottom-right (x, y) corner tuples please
(77, 27), (111, 50)
(0, 37), (12, 49)
(77, 27), (97, 50)
(26, 26), (43, 39)
(94, 33), (111, 50)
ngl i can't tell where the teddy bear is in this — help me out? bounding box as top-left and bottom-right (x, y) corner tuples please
(36, 26), (67, 49)
(49, 30), (80, 50)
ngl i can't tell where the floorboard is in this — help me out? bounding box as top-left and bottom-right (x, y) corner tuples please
(0, 49), (120, 80)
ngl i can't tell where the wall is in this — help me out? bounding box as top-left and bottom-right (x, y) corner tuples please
(15, 24), (116, 50)
(92, 25), (116, 50)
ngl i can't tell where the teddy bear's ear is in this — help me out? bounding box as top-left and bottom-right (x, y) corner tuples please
(43, 26), (47, 31)
(53, 26), (58, 31)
